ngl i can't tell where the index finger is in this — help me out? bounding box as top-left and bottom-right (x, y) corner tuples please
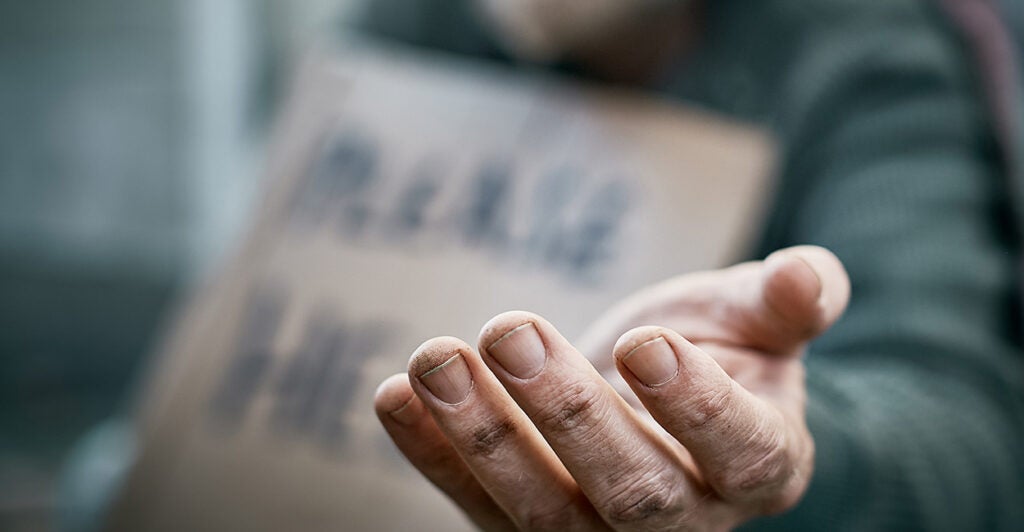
(613, 326), (813, 514)
(477, 311), (716, 530)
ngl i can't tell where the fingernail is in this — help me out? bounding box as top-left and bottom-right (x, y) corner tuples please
(766, 251), (823, 305)
(388, 396), (419, 425)
(418, 354), (472, 404)
(487, 322), (546, 379)
(622, 337), (678, 387)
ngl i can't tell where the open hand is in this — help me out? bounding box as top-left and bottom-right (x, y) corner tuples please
(374, 246), (849, 530)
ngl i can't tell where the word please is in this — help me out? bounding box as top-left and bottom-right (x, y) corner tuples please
(287, 127), (635, 281)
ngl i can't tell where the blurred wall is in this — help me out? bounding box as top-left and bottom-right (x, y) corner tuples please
(0, 0), (356, 528)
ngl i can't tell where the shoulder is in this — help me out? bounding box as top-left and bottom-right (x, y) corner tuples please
(349, 0), (508, 59)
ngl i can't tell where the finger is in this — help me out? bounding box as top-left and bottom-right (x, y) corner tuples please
(406, 337), (608, 531)
(696, 245), (849, 355)
(374, 374), (516, 532)
(579, 245), (851, 359)
(614, 327), (812, 514)
(478, 311), (714, 531)
(757, 245), (850, 349)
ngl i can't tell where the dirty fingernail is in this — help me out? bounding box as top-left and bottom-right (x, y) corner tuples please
(418, 354), (472, 404)
(388, 396), (419, 425)
(487, 322), (546, 379)
(622, 336), (678, 387)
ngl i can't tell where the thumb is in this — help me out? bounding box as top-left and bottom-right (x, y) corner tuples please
(755, 245), (850, 353)
(576, 245), (851, 365)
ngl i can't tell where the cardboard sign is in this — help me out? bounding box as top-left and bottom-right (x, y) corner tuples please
(106, 40), (776, 531)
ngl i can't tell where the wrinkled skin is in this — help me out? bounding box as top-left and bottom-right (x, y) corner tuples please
(375, 245), (850, 530)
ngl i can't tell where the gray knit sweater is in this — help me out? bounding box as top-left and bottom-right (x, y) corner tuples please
(356, 0), (1024, 529)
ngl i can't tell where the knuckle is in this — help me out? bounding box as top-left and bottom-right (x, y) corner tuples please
(533, 382), (607, 436)
(600, 475), (687, 526)
(715, 428), (794, 500)
(679, 386), (732, 431)
(460, 417), (518, 458)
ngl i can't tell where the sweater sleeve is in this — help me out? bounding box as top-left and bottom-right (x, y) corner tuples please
(352, 2), (1024, 528)
(747, 7), (1024, 531)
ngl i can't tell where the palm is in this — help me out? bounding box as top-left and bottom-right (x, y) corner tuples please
(579, 259), (820, 413)
(376, 246), (849, 530)
(575, 252), (843, 512)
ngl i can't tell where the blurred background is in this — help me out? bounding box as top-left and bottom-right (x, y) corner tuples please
(0, 1), (1021, 531)
(0, 1), (355, 529)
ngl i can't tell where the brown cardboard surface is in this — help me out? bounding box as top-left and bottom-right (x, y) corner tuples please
(106, 40), (776, 531)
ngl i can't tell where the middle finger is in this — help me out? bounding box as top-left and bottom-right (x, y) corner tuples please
(478, 311), (713, 531)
